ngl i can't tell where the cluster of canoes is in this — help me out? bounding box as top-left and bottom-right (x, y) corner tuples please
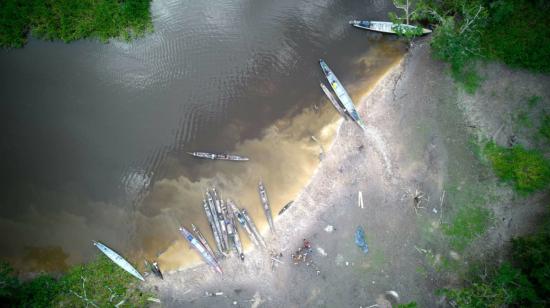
(185, 182), (276, 274)
(92, 19), (431, 281)
(93, 182), (276, 278)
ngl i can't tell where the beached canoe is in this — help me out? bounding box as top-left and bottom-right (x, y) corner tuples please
(187, 152), (249, 161)
(258, 180), (275, 233)
(278, 201), (293, 216)
(320, 83), (349, 120)
(224, 203), (245, 260)
(202, 198), (224, 254)
(191, 223), (217, 261)
(349, 20), (431, 35)
(93, 241), (144, 281)
(211, 188), (229, 251)
(227, 199), (261, 248)
(241, 209), (267, 248)
(319, 59), (367, 131)
(179, 226), (223, 274)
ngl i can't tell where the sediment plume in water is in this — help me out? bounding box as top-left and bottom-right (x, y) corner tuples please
(0, 41), (405, 272)
(139, 43), (405, 271)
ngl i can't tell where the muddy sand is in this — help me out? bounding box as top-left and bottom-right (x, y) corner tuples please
(144, 38), (550, 307)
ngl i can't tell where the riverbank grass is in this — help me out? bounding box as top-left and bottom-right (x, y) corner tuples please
(0, 0), (152, 48)
(442, 205), (491, 252)
(0, 255), (152, 306)
(483, 142), (550, 193)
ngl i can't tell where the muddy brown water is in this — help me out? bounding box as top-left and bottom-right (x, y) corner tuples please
(0, 0), (404, 271)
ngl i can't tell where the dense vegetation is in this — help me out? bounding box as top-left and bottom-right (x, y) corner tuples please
(0, 0), (152, 48)
(442, 215), (550, 307)
(0, 256), (152, 307)
(395, 0), (550, 92)
(484, 141), (550, 193)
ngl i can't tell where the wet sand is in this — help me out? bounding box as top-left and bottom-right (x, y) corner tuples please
(144, 39), (550, 307)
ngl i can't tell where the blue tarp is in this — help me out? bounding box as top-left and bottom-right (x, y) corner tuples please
(355, 226), (369, 254)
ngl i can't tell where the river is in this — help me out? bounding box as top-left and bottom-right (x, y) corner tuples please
(0, 0), (404, 271)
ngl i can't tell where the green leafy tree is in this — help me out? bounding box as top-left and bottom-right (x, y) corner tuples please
(388, 0), (425, 40)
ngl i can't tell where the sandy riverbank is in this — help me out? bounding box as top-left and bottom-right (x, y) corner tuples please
(144, 38), (550, 307)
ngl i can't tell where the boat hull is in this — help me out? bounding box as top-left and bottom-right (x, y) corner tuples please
(350, 20), (432, 35)
(259, 181), (275, 233)
(179, 226), (222, 274)
(227, 199), (261, 248)
(319, 60), (367, 131)
(320, 83), (349, 120)
(93, 241), (144, 281)
(187, 152), (249, 161)
(242, 209), (267, 248)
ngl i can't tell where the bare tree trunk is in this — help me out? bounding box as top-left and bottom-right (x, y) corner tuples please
(406, 0), (409, 25)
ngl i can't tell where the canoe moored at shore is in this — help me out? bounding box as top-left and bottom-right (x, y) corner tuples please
(241, 209), (267, 248)
(349, 20), (432, 35)
(93, 241), (144, 281)
(320, 83), (349, 120)
(319, 60), (367, 131)
(191, 223), (218, 261)
(211, 188), (230, 251)
(202, 198), (224, 254)
(187, 152), (249, 161)
(144, 260), (164, 280)
(224, 202), (245, 261)
(179, 226), (223, 275)
(278, 201), (293, 216)
(227, 199), (261, 248)
(258, 180), (275, 233)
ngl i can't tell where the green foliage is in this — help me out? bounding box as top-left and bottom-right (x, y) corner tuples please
(539, 115), (550, 143)
(429, 3), (487, 93)
(0, 261), (20, 304)
(0, 0), (32, 48)
(397, 301), (418, 308)
(388, 0), (427, 40)
(443, 264), (537, 307)
(481, 0), (550, 73)
(0, 256), (152, 307)
(0, 0), (153, 48)
(442, 215), (550, 307)
(512, 225), (550, 300)
(483, 141), (550, 193)
(442, 205), (491, 251)
(527, 95), (541, 109)
(516, 111), (532, 128)
(18, 275), (60, 307)
(419, 0), (550, 92)
(55, 255), (149, 307)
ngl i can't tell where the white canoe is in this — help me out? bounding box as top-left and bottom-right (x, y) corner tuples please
(320, 82), (349, 120)
(319, 59), (367, 131)
(349, 20), (431, 35)
(93, 241), (144, 281)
